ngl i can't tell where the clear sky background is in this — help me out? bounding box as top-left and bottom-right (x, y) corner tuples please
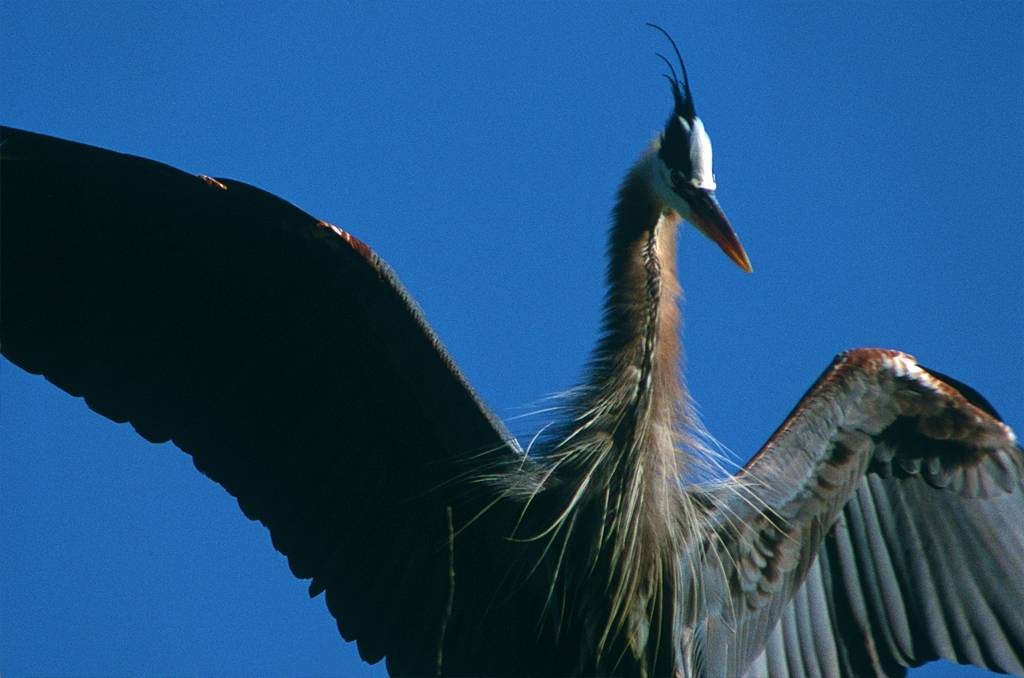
(2, 3), (1021, 677)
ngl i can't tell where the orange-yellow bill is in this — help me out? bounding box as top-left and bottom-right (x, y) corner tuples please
(687, 190), (752, 273)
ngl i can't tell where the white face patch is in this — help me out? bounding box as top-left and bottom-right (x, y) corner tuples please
(647, 151), (695, 222)
(688, 117), (716, 191)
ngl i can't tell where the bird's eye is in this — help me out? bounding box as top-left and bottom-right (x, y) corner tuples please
(669, 169), (696, 196)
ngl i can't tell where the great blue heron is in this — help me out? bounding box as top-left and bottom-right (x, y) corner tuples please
(2, 22), (1022, 678)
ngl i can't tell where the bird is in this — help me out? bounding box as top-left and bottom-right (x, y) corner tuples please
(2, 25), (1022, 678)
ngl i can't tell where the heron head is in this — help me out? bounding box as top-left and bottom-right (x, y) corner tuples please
(647, 24), (752, 273)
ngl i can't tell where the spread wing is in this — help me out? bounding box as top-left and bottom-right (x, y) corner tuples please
(0, 127), (543, 676)
(694, 349), (1023, 677)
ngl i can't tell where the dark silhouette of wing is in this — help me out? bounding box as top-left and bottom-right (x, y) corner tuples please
(696, 349), (1023, 677)
(0, 127), (540, 676)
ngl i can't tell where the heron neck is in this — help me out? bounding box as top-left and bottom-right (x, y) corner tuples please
(545, 155), (688, 675)
(585, 156), (686, 477)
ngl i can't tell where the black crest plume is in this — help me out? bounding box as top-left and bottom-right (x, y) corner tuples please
(647, 22), (696, 121)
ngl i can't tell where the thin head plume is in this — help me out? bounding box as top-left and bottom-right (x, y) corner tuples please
(655, 53), (680, 94)
(646, 23), (695, 120)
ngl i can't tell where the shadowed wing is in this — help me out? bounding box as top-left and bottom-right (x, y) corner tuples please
(0, 127), (541, 676)
(696, 349), (1024, 677)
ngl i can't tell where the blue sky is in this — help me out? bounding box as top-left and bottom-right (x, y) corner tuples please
(2, 3), (1021, 677)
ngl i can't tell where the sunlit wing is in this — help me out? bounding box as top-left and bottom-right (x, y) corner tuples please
(695, 349), (1023, 677)
(0, 127), (542, 675)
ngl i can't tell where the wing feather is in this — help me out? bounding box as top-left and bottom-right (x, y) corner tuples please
(695, 349), (1023, 677)
(0, 126), (540, 675)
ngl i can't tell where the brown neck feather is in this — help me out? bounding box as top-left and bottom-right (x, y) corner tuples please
(542, 152), (691, 676)
(583, 154), (686, 481)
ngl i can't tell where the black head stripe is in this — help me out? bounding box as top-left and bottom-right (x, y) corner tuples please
(659, 115), (694, 179)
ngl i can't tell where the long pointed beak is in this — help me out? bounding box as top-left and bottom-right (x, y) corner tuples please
(686, 190), (752, 273)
